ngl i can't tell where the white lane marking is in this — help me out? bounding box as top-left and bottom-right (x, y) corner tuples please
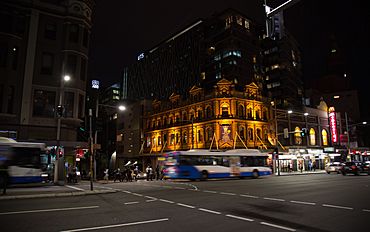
(176, 203), (195, 209)
(220, 192), (236, 196)
(0, 206), (99, 215)
(198, 208), (221, 215)
(159, 199), (174, 204)
(188, 189), (199, 191)
(322, 204), (353, 210)
(362, 209), (370, 212)
(240, 194), (259, 199)
(263, 197), (285, 202)
(203, 190), (217, 194)
(65, 185), (85, 191)
(226, 214), (254, 222)
(60, 218), (169, 232)
(290, 200), (316, 206)
(146, 199), (157, 202)
(122, 190), (131, 194)
(144, 196), (157, 200)
(131, 193), (143, 197)
(124, 202), (139, 205)
(260, 222), (296, 232)
(174, 187), (185, 190)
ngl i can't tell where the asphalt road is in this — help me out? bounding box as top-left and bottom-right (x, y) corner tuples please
(0, 174), (369, 232)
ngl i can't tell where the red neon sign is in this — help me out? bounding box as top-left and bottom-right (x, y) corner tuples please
(328, 107), (337, 143)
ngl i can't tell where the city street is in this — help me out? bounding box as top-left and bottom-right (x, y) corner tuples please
(0, 174), (369, 231)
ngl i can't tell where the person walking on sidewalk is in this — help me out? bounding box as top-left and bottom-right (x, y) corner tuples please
(104, 169), (109, 183)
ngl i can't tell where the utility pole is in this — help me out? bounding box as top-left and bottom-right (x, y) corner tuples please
(89, 108), (94, 191)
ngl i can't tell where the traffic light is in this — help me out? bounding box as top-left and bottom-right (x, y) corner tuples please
(56, 105), (64, 117)
(301, 128), (307, 137)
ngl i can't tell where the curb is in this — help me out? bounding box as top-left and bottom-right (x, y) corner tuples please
(0, 189), (117, 201)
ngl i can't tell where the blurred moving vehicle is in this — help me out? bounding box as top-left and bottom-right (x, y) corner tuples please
(339, 161), (368, 175)
(0, 140), (46, 184)
(325, 162), (342, 174)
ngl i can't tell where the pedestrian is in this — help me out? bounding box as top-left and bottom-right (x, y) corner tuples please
(288, 163), (291, 172)
(155, 165), (160, 180)
(104, 169), (109, 183)
(312, 161), (316, 171)
(0, 162), (9, 195)
(146, 165), (152, 181)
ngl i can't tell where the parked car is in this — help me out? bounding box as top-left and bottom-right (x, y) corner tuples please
(363, 161), (370, 174)
(339, 161), (367, 175)
(325, 162), (341, 174)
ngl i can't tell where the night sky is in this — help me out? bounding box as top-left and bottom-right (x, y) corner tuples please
(88, 0), (370, 118)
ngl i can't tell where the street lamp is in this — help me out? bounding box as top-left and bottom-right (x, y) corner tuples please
(54, 74), (70, 185)
(89, 102), (126, 190)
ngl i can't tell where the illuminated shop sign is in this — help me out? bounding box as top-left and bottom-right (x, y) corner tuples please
(328, 107), (338, 143)
(92, 80), (100, 89)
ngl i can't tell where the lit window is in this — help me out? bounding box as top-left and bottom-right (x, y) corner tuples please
(271, 64), (279, 70)
(244, 20), (250, 29)
(236, 16), (243, 26)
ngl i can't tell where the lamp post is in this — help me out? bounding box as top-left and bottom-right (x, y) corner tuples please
(304, 112), (309, 146)
(54, 75), (70, 185)
(91, 102), (126, 187)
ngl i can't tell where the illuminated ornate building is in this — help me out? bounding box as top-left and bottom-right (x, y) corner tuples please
(142, 79), (272, 158)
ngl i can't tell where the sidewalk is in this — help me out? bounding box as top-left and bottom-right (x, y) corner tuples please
(0, 180), (117, 201)
(275, 170), (327, 176)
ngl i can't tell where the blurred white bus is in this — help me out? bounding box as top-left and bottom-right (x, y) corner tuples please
(0, 139), (47, 184)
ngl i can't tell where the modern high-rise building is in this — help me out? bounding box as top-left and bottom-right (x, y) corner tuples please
(124, 8), (303, 109)
(0, 0), (94, 155)
(124, 9), (266, 102)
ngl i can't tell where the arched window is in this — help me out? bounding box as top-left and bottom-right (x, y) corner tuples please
(247, 108), (252, 119)
(163, 117), (167, 125)
(158, 136), (162, 146)
(322, 129), (328, 146)
(183, 132), (187, 144)
(256, 128), (262, 140)
(248, 128), (254, 141)
(221, 104), (229, 117)
(309, 128), (316, 145)
(205, 106), (212, 118)
(182, 112), (187, 121)
(238, 104), (245, 118)
(206, 127), (213, 141)
(256, 110), (260, 120)
(239, 126), (245, 140)
(294, 126), (302, 145)
(176, 133), (179, 144)
(197, 109), (203, 120)
(197, 129), (202, 142)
